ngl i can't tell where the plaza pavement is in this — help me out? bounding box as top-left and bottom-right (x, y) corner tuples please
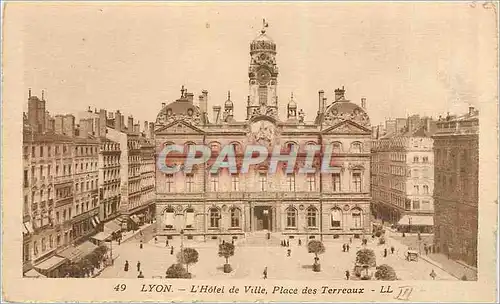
(98, 232), (456, 281)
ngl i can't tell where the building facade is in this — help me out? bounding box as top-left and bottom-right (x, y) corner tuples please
(154, 26), (372, 241)
(433, 108), (479, 266)
(371, 120), (435, 232)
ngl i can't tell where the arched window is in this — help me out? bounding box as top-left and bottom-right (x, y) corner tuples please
(351, 208), (362, 228)
(209, 207), (220, 228)
(331, 208), (343, 228)
(423, 185), (429, 194)
(306, 207), (318, 228)
(185, 208), (195, 228)
(351, 142), (362, 153)
(230, 207), (241, 228)
(286, 207), (297, 228)
(332, 142), (342, 154)
(164, 207), (175, 229)
(284, 141), (298, 153)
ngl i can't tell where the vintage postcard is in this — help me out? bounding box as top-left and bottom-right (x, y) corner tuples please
(2, 1), (498, 303)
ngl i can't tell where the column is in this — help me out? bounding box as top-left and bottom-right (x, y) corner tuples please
(249, 204), (254, 232)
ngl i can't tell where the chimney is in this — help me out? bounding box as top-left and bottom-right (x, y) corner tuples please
(213, 105), (221, 124)
(54, 115), (64, 135)
(149, 122), (155, 139)
(469, 106), (475, 115)
(128, 116), (134, 133)
(115, 110), (122, 131)
(144, 121), (148, 135)
(134, 123), (140, 133)
(200, 90), (208, 114)
(98, 109), (107, 137)
(361, 97), (366, 109)
(334, 86), (345, 101)
(186, 92), (194, 103)
(318, 90), (325, 113)
(62, 114), (75, 137)
(78, 118), (94, 138)
(28, 88), (32, 98)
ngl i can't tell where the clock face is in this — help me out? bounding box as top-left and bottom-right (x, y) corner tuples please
(257, 68), (271, 85)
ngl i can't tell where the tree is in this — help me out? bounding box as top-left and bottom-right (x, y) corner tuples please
(356, 248), (377, 267)
(165, 263), (190, 279)
(378, 237), (386, 245)
(218, 243), (235, 273)
(177, 247), (199, 273)
(375, 264), (397, 281)
(307, 240), (325, 272)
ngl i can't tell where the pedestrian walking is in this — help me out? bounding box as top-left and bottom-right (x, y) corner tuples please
(124, 260), (129, 272)
(430, 269), (437, 280)
(231, 239), (234, 245)
(140, 239), (143, 249)
(138, 271), (144, 278)
(424, 245), (429, 255)
(263, 267), (268, 279)
(287, 249), (291, 257)
(170, 246), (174, 255)
(390, 246), (395, 254)
(346, 244), (350, 252)
(342, 244), (346, 252)
(349, 237), (352, 244)
(118, 238), (121, 245)
(137, 261), (141, 272)
(384, 248), (388, 257)
(286, 240), (290, 247)
(298, 239), (302, 246)
(154, 236), (158, 244)
(222, 240), (225, 245)
(345, 270), (350, 280)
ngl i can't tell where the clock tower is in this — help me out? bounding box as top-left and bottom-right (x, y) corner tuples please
(247, 19), (279, 120)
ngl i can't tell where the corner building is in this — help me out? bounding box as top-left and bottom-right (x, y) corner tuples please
(154, 26), (372, 241)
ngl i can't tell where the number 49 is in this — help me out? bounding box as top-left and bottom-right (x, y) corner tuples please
(114, 284), (127, 292)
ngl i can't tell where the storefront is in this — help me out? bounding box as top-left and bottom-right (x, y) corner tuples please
(397, 214), (434, 233)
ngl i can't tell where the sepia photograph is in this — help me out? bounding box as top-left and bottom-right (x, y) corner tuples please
(2, 1), (498, 303)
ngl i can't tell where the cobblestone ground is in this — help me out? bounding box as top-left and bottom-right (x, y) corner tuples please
(98, 234), (456, 281)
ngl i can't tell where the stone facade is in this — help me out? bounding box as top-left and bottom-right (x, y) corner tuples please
(371, 119), (436, 232)
(433, 108), (479, 267)
(154, 26), (372, 241)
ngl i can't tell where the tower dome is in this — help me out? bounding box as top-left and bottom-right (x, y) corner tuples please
(250, 19), (276, 55)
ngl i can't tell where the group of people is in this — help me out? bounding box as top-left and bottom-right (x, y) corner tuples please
(123, 260), (144, 278)
(423, 243), (435, 255)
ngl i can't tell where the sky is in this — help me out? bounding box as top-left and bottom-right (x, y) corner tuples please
(11, 2), (496, 125)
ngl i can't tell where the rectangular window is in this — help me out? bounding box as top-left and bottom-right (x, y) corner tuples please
(332, 173), (341, 192)
(414, 185), (419, 194)
(422, 200), (430, 210)
(259, 173), (267, 191)
(352, 212), (362, 228)
(24, 170), (28, 187)
(231, 174), (239, 191)
(40, 146), (43, 157)
(412, 200), (420, 210)
(185, 211), (195, 228)
(185, 174), (194, 192)
(258, 86), (268, 105)
(307, 174), (316, 191)
(286, 174), (296, 192)
(210, 173), (219, 192)
(352, 172), (362, 192)
(166, 174), (174, 192)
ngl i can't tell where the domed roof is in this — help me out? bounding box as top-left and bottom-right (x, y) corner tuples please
(322, 87), (371, 128)
(250, 21), (276, 54)
(155, 87), (202, 125)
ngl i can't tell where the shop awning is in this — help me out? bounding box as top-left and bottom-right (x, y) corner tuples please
(24, 268), (47, 278)
(130, 215), (140, 224)
(91, 217), (98, 227)
(398, 215), (434, 226)
(57, 241), (98, 262)
(34, 255), (67, 271)
(91, 231), (112, 242)
(94, 216), (101, 225)
(104, 219), (121, 233)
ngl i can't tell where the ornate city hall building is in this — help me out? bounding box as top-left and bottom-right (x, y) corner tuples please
(154, 25), (372, 241)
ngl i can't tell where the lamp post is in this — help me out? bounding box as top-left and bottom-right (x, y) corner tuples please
(180, 229), (184, 266)
(408, 215), (412, 234)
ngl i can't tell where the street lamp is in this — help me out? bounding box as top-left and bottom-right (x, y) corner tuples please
(180, 229), (185, 266)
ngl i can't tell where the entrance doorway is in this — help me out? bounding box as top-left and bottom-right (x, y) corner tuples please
(254, 206), (272, 231)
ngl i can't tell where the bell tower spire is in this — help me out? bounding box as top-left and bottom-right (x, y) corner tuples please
(247, 20), (279, 120)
